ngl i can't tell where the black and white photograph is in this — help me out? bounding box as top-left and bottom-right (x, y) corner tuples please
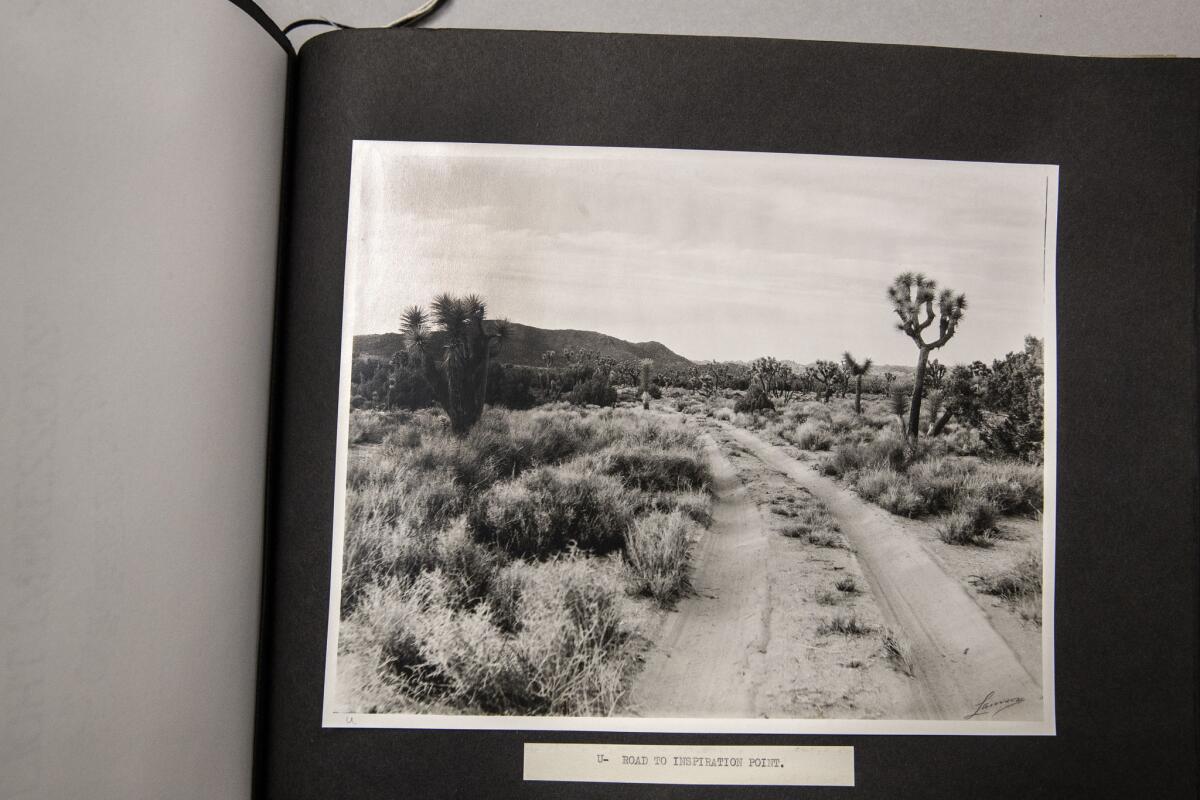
(323, 141), (1057, 734)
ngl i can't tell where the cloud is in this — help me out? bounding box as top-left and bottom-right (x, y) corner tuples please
(346, 142), (1053, 364)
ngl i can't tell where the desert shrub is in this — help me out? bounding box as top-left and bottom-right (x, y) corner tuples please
(862, 411), (894, 430)
(881, 630), (915, 676)
(793, 420), (834, 451)
(636, 489), (713, 526)
(905, 457), (971, 514)
(407, 436), (498, 492)
(503, 555), (631, 715)
(713, 407), (734, 422)
(349, 409), (397, 444)
(734, 385), (775, 413)
(818, 613), (873, 636)
(346, 465), (466, 534)
(386, 363), (436, 410)
(513, 410), (597, 465)
(937, 497), (998, 546)
(463, 415), (533, 479)
(346, 458), (372, 490)
(348, 558), (634, 716)
(968, 461), (1043, 515)
(341, 519), (394, 612)
(835, 576), (858, 593)
(469, 467), (634, 558)
(815, 590), (840, 605)
(623, 511), (695, 605)
(385, 426), (423, 450)
(795, 400), (831, 422)
(828, 411), (858, 434)
(616, 415), (702, 450)
(590, 443), (710, 493)
(387, 572), (533, 711)
(347, 576), (449, 691)
(852, 467), (925, 517)
(648, 383), (663, 399)
(805, 531), (845, 548)
(974, 550), (1042, 624)
(944, 425), (986, 456)
(568, 374), (617, 407)
(822, 434), (904, 477)
(485, 362), (538, 410)
(350, 395), (367, 409)
(486, 563), (526, 634)
(779, 503), (838, 539)
(436, 520), (504, 606)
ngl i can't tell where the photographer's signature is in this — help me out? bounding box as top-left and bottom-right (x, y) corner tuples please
(964, 691), (1024, 719)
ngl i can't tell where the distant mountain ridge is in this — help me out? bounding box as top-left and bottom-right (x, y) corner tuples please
(353, 321), (694, 369)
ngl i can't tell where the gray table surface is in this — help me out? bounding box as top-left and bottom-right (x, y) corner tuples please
(262, 0), (1200, 56)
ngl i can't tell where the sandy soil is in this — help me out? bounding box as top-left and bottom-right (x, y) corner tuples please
(625, 435), (771, 717)
(720, 432), (922, 719)
(716, 422), (1043, 721)
(628, 429), (921, 719)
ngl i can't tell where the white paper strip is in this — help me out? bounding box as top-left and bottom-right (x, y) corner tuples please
(523, 743), (854, 786)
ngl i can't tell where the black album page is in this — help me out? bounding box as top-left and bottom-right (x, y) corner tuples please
(259, 28), (1198, 799)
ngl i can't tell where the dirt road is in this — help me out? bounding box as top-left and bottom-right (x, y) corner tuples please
(717, 422), (1043, 721)
(626, 412), (1042, 722)
(626, 435), (771, 717)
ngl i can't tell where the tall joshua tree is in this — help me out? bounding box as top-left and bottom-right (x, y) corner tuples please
(401, 293), (508, 435)
(638, 358), (653, 410)
(842, 352), (873, 414)
(887, 272), (967, 442)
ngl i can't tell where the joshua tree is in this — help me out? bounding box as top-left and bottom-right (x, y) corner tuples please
(842, 352), (874, 414)
(639, 358), (653, 410)
(751, 356), (797, 403)
(923, 359), (948, 391)
(887, 272), (967, 443)
(806, 360), (842, 402)
(401, 293), (508, 435)
(883, 371), (897, 393)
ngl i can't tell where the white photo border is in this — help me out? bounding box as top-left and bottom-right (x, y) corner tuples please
(321, 140), (1059, 736)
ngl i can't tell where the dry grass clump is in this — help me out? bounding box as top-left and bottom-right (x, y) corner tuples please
(636, 489), (713, 527)
(937, 497), (999, 547)
(881, 630), (915, 676)
(968, 461), (1042, 515)
(623, 511), (696, 605)
(835, 576), (859, 593)
(777, 492), (841, 544)
(815, 590), (841, 606)
(349, 409), (409, 444)
(342, 554), (634, 715)
(821, 431), (907, 477)
(845, 451), (1041, 522)
(973, 550), (1043, 624)
(818, 613), (873, 636)
(828, 411), (858, 434)
(469, 466), (635, 558)
(852, 467), (924, 517)
(588, 443), (711, 493)
(792, 420), (834, 451)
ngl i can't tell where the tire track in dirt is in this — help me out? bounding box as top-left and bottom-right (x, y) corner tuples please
(716, 422), (1043, 722)
(626, 434), (770, 718)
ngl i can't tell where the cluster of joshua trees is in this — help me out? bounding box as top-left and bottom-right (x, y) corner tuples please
(392, 272), (967, 444)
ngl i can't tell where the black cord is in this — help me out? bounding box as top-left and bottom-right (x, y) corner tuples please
(283, 0), (448, 36)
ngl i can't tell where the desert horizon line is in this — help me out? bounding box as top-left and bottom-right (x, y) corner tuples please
(353, 315), (1040, 367)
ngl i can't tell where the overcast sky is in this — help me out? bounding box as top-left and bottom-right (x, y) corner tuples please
(344, 141), (1054, 365)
